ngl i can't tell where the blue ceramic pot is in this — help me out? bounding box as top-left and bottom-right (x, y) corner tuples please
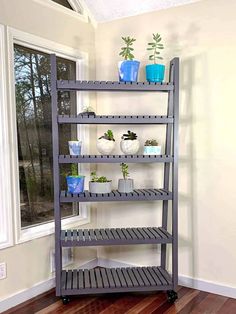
(66, 176), (85, 194)
(68, 141), (82, 155)
(146, 64), (165, 82)
(118, 60), (140, 82)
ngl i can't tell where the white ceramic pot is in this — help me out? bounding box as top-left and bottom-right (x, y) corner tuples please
(120, 139), (140, 155)
(97, 138), (115, 155)
(89, 181), (112, 194)
(118, 179), (134, 193)
(143, 145), (161, 155)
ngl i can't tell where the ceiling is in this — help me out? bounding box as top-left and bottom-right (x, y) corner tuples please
(82, 0), (201, 23)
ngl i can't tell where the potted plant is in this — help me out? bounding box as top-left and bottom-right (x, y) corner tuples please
(120, 130), (140, 155)
(118, 36), (140, 82)
(79, 105), (96, 116)
(89, 171), (112, 194)
(118, 163), (134, 193)
(66, 164), (85, 194)
(146, 33), (165, 82)
(144, 139), (161, 155)
(68, 139), (82, 155)
(97, 129), (115, 155)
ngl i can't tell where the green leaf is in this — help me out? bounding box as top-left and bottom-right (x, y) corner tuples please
(147, 48), (153, 50)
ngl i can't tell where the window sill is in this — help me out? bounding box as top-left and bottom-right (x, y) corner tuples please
(17, 205), (90, 244)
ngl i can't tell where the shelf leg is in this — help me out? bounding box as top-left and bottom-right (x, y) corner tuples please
(51, 54), (62, 296)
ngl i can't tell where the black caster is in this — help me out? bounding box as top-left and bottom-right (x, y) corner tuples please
(62, 296), (70, 305)
(167, 290), (178, 303)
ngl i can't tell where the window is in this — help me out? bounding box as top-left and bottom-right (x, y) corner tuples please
(14, 44), (81, 229)
(0, 24), (13, 249)
(51, 0), (74, 10)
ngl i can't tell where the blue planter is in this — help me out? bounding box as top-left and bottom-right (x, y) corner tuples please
(146, 64), (165, 82)
(118, 60), (140, 82)
(68, 141), (82, 155)
(66, 176), (85, 194)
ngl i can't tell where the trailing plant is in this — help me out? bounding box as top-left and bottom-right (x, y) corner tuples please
(120, 163), (129, 180)
(122, 130), (137, 141)
(91, 171), (111, 183)
(99, 129), (115, 141)
(119, 36), (136, 60)
(147, 33), (164, 64)
(145, 139), (158, 146)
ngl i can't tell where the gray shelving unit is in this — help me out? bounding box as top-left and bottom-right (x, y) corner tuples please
(50, 54), (179, 304)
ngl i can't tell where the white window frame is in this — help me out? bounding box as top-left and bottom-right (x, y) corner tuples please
(33, 0), (87, 22)
(7, 27), (91, 244)
(0, 25), (13, 249)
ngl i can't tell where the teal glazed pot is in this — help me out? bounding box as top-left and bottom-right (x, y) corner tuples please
(146, 64), (165, 82)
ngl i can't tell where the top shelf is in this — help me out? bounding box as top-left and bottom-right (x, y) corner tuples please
(57, 80), (174, 92)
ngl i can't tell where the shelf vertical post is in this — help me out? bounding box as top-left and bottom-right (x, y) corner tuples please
(172, 57), (179, 290)
(50, 54), (62, 296)
(161, 61), (174, 269)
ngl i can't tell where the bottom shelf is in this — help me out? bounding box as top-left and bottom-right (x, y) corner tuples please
(61, 266), (172, 295)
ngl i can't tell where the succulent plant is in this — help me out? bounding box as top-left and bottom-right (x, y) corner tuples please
(91, 171), (111, 183)
(145, 139), (158, 146)
(147, 33), (164, 64)
(120, 163), (129, 180)
(122, 130), (137, 141)
(99, 129), (115, 141)
(119, 36), (136, 60)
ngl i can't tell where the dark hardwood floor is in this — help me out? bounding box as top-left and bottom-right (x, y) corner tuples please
(3, 287), (236, 314)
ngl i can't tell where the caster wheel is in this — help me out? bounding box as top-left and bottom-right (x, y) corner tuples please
(167, 290), (178, 303)
(62, 296), (70, 305)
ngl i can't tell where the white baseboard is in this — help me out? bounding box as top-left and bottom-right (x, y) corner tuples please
(178, 274), (236, 299)
(0, 258), (97, 313)
(1, 258), (235, 312)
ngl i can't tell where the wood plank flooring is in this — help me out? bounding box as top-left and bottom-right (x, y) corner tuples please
(2, 286), (236, 314)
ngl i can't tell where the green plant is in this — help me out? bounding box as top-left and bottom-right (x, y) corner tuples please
(99, 129), (115, 141)
(83, 105), (95, 113)
(119, 36), (136, 60)
(147, 33), (164, 64)
(145, 139), (158, 146)
(120, 163), (129, 180)
(122, 130), (137, 141)
(91, 171), (111, 183)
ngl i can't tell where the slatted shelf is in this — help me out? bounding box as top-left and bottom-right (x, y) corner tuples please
(58, 114), (173, 124)
(60, 189), (172, 203)
(59, 154), (174, 164)
(61, 266), (172, 295)
(57, 80), (174, 92)
(61, 227), (172, 247)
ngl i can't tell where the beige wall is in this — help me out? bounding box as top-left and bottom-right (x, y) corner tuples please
(0, 0), (97, 301)
(1, 0), (236, 303)
(95, 0), (236, 288)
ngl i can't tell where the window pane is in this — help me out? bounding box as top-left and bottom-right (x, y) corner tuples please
(14, 44), (77, 228)
(51, 0), (74, 10)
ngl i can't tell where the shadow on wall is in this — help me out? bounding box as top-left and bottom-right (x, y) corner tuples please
(165, 22), (211, 279)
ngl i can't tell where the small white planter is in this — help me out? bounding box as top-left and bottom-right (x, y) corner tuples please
(118, 179), (134, 193)
(89, 181), (112, 194)
(120, 139), (140, 155)
(143, 145), (161, 155)
(97, 138), (115, 155)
